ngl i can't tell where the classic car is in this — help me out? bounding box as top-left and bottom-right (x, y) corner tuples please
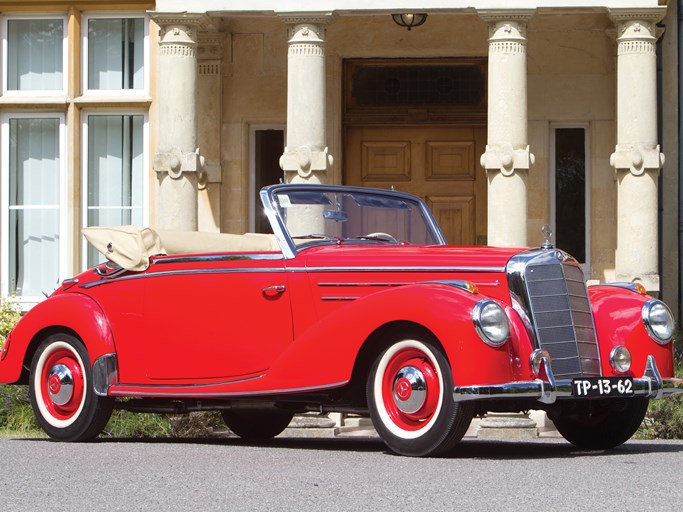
(1, 184), (682, 457)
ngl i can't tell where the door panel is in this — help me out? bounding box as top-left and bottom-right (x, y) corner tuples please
(141, 259), (292, 382)
(345, 126), (486, 245)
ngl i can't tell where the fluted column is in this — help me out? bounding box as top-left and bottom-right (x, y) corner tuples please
(151, 13), (211, 231)
(478, 10), (535, 247)
(278, 14), (334, 235)
(609, 8), (666, 292)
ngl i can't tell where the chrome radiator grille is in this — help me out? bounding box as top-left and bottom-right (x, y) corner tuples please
(508, 249), (600, 379)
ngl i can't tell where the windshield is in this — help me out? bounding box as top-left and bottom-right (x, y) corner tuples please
(263, 186), (444, 255)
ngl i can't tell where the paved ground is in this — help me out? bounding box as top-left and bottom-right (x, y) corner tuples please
(1, 436), (682, 511)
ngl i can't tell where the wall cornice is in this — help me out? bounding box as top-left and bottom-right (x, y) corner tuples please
(152, 1), (667, 15)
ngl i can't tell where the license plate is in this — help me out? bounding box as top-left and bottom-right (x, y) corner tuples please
(572, 377), (634, 397)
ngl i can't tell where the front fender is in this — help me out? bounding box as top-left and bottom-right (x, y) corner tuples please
(589, 285), (674, 378)
(267, 283), (516, 389)
(0, 293), (116, 384)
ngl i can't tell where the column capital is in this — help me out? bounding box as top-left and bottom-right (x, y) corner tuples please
(608, 7), (666, 27)
(277, 12), (335, 27)
(478, 9), (535, 38)
(609, 8), (665, 49)
(278, 13), (335, 43)
(150, 12), (214, 43)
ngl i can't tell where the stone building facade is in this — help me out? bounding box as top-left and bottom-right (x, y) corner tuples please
(0, 0), (678, 318)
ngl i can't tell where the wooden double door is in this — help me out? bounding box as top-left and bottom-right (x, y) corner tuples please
(344, 125), (487, 246)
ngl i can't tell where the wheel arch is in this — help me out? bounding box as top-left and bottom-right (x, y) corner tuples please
(347, 320), (445, 406)
(18, 325), (83, 384)
(5, 293), (117, 385)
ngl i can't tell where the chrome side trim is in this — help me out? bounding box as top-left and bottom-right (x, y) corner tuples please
(81, 265), (505, 290)
(92, 353), (118, 396)
(80, 267), (287, 289)
(317, 282), (409, 287)
(452, 355), (683, 404)
(298, 266), (505, 273)
(109, 379), (350, 398)
(154, 253), (284, 265)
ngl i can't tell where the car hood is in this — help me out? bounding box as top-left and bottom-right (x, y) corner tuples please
(296, 244), (524, 270)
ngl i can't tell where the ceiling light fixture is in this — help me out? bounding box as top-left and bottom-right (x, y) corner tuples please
(391, 13), (428, 31)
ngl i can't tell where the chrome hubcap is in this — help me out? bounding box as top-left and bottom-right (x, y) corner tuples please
(47, 364), (74, 406)
(392, 366), (427, 414)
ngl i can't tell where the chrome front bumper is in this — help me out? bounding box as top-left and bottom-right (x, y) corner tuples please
(453, 355), (683, 405)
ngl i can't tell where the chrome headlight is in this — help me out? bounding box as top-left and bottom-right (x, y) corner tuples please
(642, 299), (674, 345)
(473, 300), (510, 347)
(609, 345), (632, 373)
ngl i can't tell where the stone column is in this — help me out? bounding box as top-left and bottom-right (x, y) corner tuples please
(278, 14), (335, 235)
(478, 10), (535, 247)
(151, 13), (211, 231)
(609, 8), (666, 292)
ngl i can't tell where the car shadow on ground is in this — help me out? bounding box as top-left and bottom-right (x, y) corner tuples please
(13, 435), (683, 459)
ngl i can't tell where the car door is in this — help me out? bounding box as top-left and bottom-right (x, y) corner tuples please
(141, 254), (292, 382)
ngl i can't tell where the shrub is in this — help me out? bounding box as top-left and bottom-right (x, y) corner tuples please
(167, 411), (225, 438)
(637, 332), (683, 439)
(0, 385), (40, 434)
(0, 299), (21, 350)
(0, 300), (35, 435)
(638, 395), (683, 439)
(101, 410), (172, 438)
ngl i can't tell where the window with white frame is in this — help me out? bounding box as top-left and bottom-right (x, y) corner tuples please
(2, 16), (67, 93)
(83, 113), (146, 268)
(551, 125), (590, 269)
(1, 115), (66, 300)
(83, 14), (147, 93)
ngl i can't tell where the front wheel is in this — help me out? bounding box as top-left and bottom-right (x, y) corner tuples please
(29, 333), (114, 441)
(221, 409), (294, 439)
(367, 338), (473, 457)
(552, 397), (649, 450)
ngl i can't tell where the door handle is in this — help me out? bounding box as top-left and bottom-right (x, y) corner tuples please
(262, 284), (286, 296)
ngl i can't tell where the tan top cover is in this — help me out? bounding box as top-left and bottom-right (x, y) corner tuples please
(83, 226), (281, 272)
(82, 226), (165, 271)
(157, 230), (280, 254)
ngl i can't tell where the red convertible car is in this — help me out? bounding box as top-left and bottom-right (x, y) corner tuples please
(1, 184), (682, 456)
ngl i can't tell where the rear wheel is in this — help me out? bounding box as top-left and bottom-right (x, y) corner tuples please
(29, 333), (114, 441)
(366, 338), (473, 457)
(221, 409), (294, 439)
(552, 398), (649, 450)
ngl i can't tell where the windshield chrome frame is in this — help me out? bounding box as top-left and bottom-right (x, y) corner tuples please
(260, 184), (447, 259)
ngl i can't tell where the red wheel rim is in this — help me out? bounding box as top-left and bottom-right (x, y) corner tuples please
(381, 347), (441, 432)
(39, 347), (85, 421)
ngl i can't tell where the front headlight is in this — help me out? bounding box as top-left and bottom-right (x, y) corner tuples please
(472, 299), (510, 347)
(642, 299), (674, 344)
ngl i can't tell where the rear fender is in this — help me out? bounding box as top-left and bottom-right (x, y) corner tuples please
(0, 293), (116, 385)
(267, 283), (516, 389)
